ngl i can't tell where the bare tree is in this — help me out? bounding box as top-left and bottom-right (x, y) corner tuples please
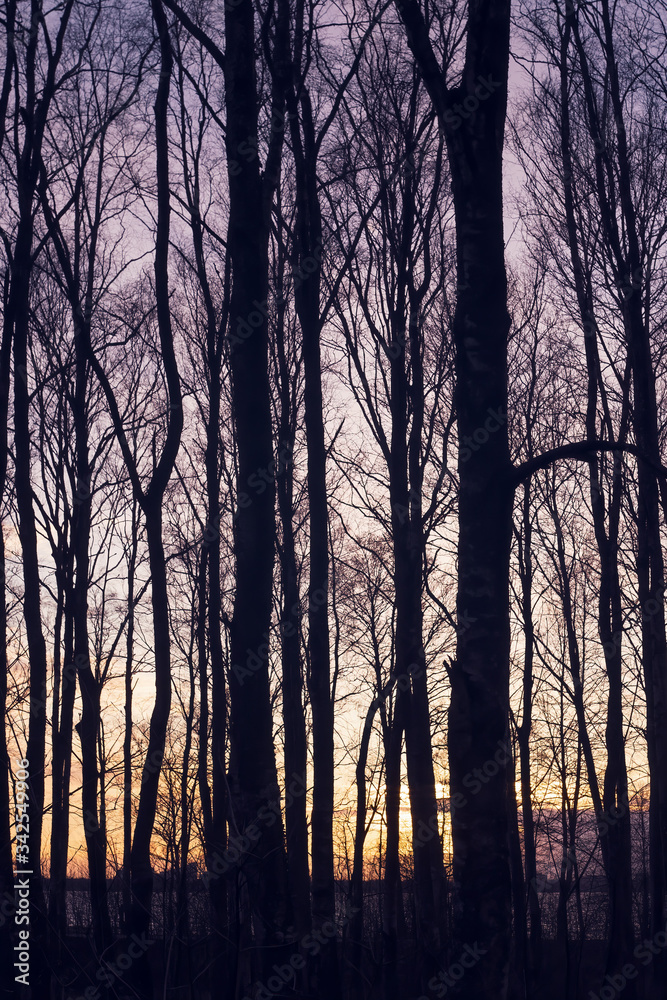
(0, 7), (17, 986)
(376, 2), (514, 995)
(161, 0), (295, 989)
(2, 2), (78, 989)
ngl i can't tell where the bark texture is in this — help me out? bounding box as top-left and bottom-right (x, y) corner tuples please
(395, 2), (513, 995)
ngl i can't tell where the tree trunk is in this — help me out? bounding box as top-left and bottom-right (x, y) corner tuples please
(382, 698), (404, 1000)
(395, 3), (514, 994)
(566, 6), (667, 983)
(557, 9), (636, 983)
(285, 69), (339, 997)
(72, 317), (112, 966)
(515, 484), (542, 994)
(175, 601), (197, 993)
(13, 197), (51, 1000)
(122, 6), (184, 993)
(507, 743), (527, 1000)
(123, 501), (138, 931)
(204, 211), (229, 997)
(349, 696), (378, 1000)
(223, 0), (294, 987)
(275, 240), (311, 946)
(126, 505), (176, 997)
(163, 0), (294, 979)
(48, 542), (75, 960)
(401, 305), (445, 989)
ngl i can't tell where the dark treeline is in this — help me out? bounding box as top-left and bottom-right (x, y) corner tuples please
(1, 1), (667, 999)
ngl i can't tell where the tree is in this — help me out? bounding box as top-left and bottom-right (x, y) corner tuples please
(270, 201), (311, 951)
(36, 5), (150, 957)
(161, 0), (296, 989)
(171, 27), (232, 981)
(2, 2), (77, 990)
(74, 4), (184, 990)
(394, 2), (514, 995)
(327, 21), (457, 990)
(512, 2), (667, 989)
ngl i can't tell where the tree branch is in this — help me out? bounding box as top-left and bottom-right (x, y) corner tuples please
(512, 439), (667, 488)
